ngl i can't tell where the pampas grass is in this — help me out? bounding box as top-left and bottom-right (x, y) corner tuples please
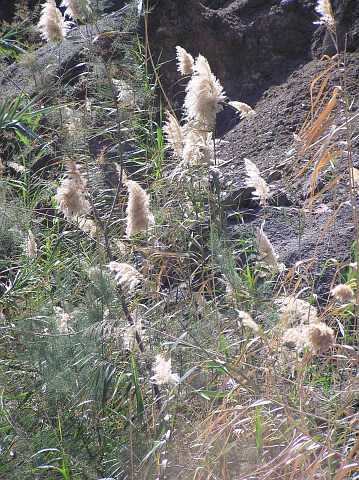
(60, 0), (91, 21)
(255, 226), (279, 269)
(315, 0), (334, 26)
(125, 180), (154, 237)
(244, 158), (269, 204)
(184, 54), (226, 128)
(108, 261), (142, 292)
(38, 0), (69, 43)
(54, 160), (90, 220)
(24, 230), (37, 259)
(176, 46), (194, 76)
(163, 110), (185, 159)
(228, 101), (255, 118)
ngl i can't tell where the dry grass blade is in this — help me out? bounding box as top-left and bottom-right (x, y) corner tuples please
(298, 64), (336, 139)
(319, 203), (344, 238)
(308, 148), (341, 192)
(300, 87), (339, 155)
(307, 174), (342, 210)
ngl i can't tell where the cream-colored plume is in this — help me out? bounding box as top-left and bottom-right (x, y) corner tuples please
(245, 158), (269, 204)
(176, 46), (194, 76)
(54, 160), (90, 220)
(255, 226), (279, 269)
(38, 0), (69, 42)
(60, 0), (91, 21)
(282, 322), (334, 353)
(108, 262), (142, 292)
(25, 230), (38, 259)
(151, 354), (180, 386)
(228, 101), (255, 118)
(125, 180), (154, 237)
(184, 54), (226, 128)
(315, 0), (334, 26)
(163, 110), (185, 159)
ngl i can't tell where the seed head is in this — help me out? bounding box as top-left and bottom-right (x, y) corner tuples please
(38, 0), (69, 43)
(255, 227), (279, 269)
(315, 0), (334, 26)
(282, 322), (334, 352)
(184, 54), (226, 128)
(60, 0), (91, 21)
(125, 180), (154, 237)
(228, 101), (255, 118)
(54, 160), (90, 220)
(176, 46), (194, 76)
(108, 262), (142, 292)
(331, 284), (354, 303)
(25, 230), (37, 259)
(245, 158), (269, 205)
(151, 354), (180, 386)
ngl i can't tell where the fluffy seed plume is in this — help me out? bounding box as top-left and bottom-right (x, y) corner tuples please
(60, 0), (91, 21)
(245, 158), (269, 204)
(315, 0), (334, 26)
(112, 79), (136, 108)
(237, 310), (259, 332)
(282, 322), (334, 353)
(278, 296), (318, 326)
(54, 160), (90, 220)
(123, 313), (143, 351)
(108, 262), (142, 292)
(180, 127), (214, 168)
(54, 306), (72, 333)
(184, 54), (226, 128)
(125, 180), (154, 237)
(25, 230), (37, 259)
(38, 0), (69, 43)
(151, 354), (180, 386)
(255, 227), (279, 269)
(331, 284), (354, 303)
(176, 46), (194, 76)
(77, 217), (97, 238)
(163, 110), (185, 159)
(228, 101), (255, 118)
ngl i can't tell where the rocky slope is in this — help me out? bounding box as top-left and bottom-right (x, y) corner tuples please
(1, 0), (359, 302)
(147, 0), (359, 301)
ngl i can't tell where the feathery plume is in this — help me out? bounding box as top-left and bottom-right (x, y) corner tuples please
(331, 284), (354, 303)
(245, 158), (269, 204)
(54, 306), (72, 333)
(54, 160), (90, 220)
(108, 262), (142, 292)
(25, 230), (37, 259)
(151, 354), (180, 386)
(125, 180), (154, 237)
(38, 0), (69, 43)
(123, 312), (143, 351)
(237, 310), (259, 332)
(112, 79), (136, 108)
(77, 217), (97, 238)
(60, 0), (91, 21)
(181, 127), (214, 168)
(228, 101), (255, 118)
(282, 322), (334, 353)
(314, 0), (334, 26)
(307, 323), (334, 352)
(176, 46), (194, 76)
(184, 54), (226, 128)
(255, 227), (279, 269)
(278, 296), (318, 325)
(163, 110), (185, 159)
